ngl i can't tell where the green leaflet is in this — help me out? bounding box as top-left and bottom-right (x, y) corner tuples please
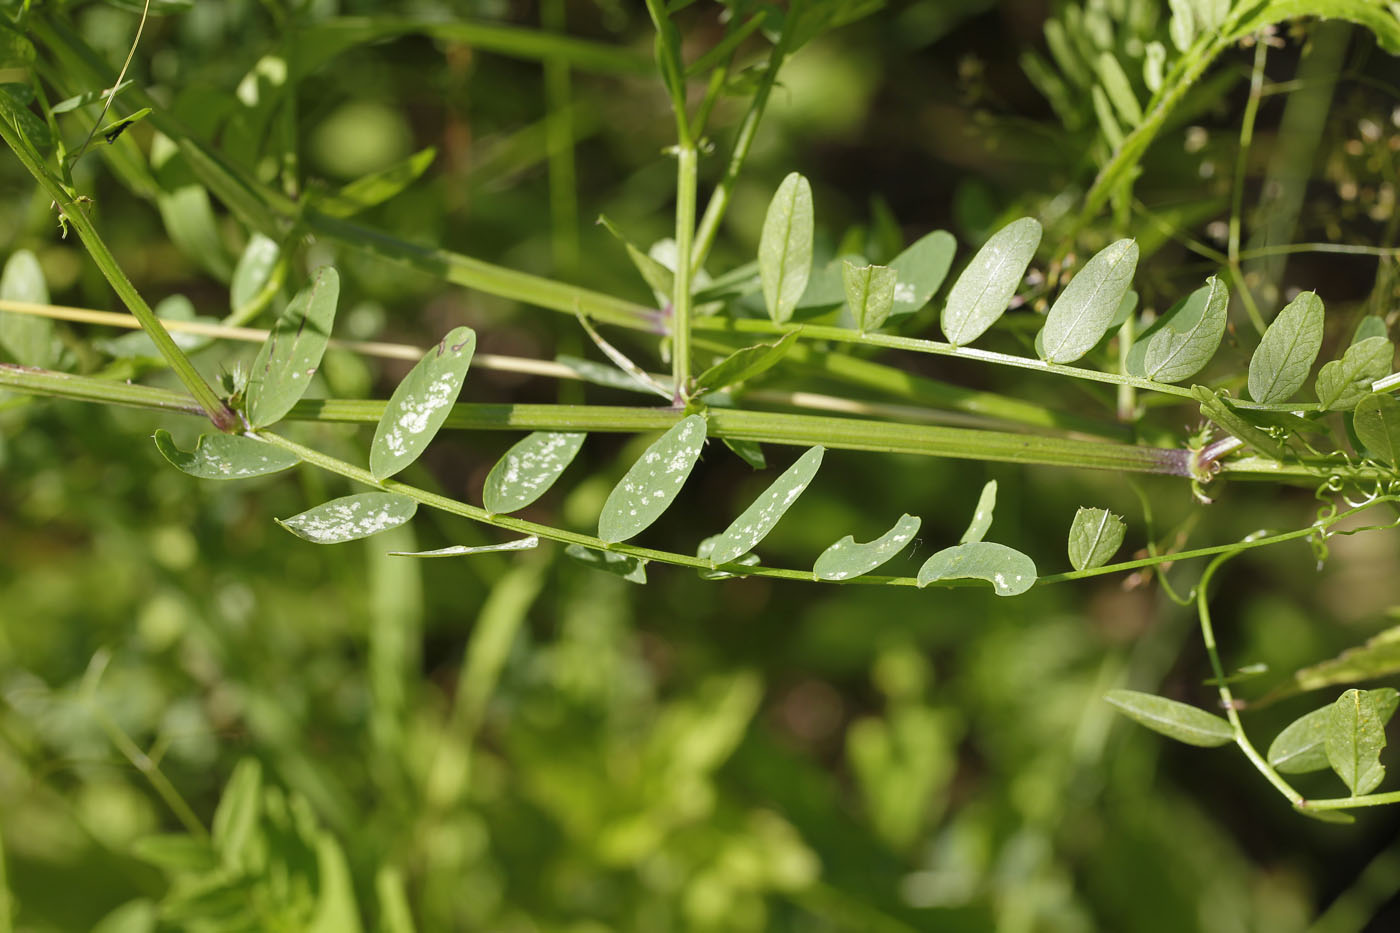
(842, 261), (896, 333)
(1248, 291), (1325, 403)
(1288, 624), (1400, 694)
(813, 513), (921, 581)
(697, 535), (760, 580)
(1192, 385), (1288, 460)
(0, 249), (54, 367)
(1231, 0), (1400, 55)
(154, 430), (301, 480)
(708, 446), (824, 565)
(597, 214), (674, 301)
(1104, 689), (1235, 747)
(1354, 394), (1400, 466)
(1041, 238), (1138, 364)
(388, 537), (539, 558)
(246, 267), (341, 427)
(98, 295), (214, 359)
(0, 84), (52, 152)
(916, 541), (1036, 596)
(598, 415), (707, 543)
(230, 234), (283, 321)
(482, 432), (586, 514)
(1353, 315), (1388, 345)
(1167, 0), (1195, 51)
(1316, 336), (1394, 411)
(758, 172), (815, 324)
(693, 331), (798, 394)
(1097, 52), (1142, 126)
(51, 79), (133, 114)
(1067, 506), (1126, 572)
(1129, 276), (1227, 383)
(278, 492), (418, 544)
(314, 147), (436, 217)
(1326, 688), (1388, 796)
(212, 758), (262, 870)
(370, 326), (476, 481)
(888, 230), (956, 316)
(564, 543), (647, 584)
(959, 480), (997, 543)
(941, 217), (1041, 347)
(1268, 688), (1400, 775)
(722, 437), (766, 470)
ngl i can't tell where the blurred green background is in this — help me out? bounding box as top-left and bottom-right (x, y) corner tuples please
(5, 0), (1400, 930)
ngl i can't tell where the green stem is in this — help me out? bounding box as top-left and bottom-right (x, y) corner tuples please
(1305, 790), (1400, 811)
(672, 143), (698, 395)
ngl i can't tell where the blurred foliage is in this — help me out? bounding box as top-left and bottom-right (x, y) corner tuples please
(4, 0), (1400, 931)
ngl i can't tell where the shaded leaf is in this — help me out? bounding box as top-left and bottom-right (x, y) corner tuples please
(759, 172), (815, 324)
(1354, 315), (1388, 345)
(370, 327), (475, 480)
(843, 261), (896, 332)
(1133, 276), (1227, 382)
(52, 80), (133, 114)
(941, 217), (1041, 346)
(211, 759), (261, 869)
(315, 147), (436, 217)
(564, 543), (647, 583)
(1192, 385), (1288, 460)
(693, 331), (798, 393)
(916, 541), (1036, 596)
(1288, 624), (1400, 694)
(1269, 688), (1400, 774)
(598, 415), (707, 543)
(888, 229), (956, 316)
(100, 107), (152, 144)
(278, 492), (418, 544)
(0, 249), (54, 367)
(813, 513), (921, 581)
(1068, 507), (1126, 571)
(697, 534), (760, 580)
(1041, 239), (1138, 364)
(707, 446), (824, 564)
(1354, 394), (1400, 466)
(246, 267), (340, 427)
(388, 537), (538, 558)
(130, 834), (218, 872)
(0, 84), (53, 152)
(230, 234), (282, 320)
(722, 437), (766, 470)
(1248, 291), (1325, 403)
(154, 430), (301, 480)
(959, 480), (997, 544)
(1097, 52), (1143, 126)
(1104, 689), (1234, 747)
(1326, 688), (1388, 795)
(482, 432), (586, 514)
(98, 295), (214, 358)
(1316, 336), (1393, 411)
(598, 214), (674, 300)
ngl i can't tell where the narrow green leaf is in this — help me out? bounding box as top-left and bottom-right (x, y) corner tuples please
(1167, 0), (1196, 51)
(1097, 52), (1143, 126)
(697, 535), (760, 580)
(130, 835), (218, 872)
(708, 446), (824, 564)
(1326, 688), (1388, 795)
(1192, 385), (1288, 460)
(941, 217), (1042, 347)
(52, 80), (133, 114)
(959, 480), (997, 544)
(154, 430), (301, 480)
(0, 249), (54, 367)
(916, 541), (1036, 596)
(246, 267), (340, 427)
(598, 415), (707, 543)
(1269, 689), (1400, 774)
(482, 432), (586, 514)
(307, 832), (363, 933)
(564, 543), (647, 583)
(813, 513), (921, 581)
(1248, 291), (1325, 403)
(315, 147), (436, 217)
(598, 214), (674, 301)
(1231, 0), (1400, 54)
(375, 868), (417, 933)
(842, 261), (897, 332)
(1104, 689), (1235, 747)
(1067, 507), (1126, 571)
(370, 327), (476, 480)
(759, 172), (815, 324)
(278, 492), (418, 544)
(0, 84), (52, 152)
(230, 234), (282, 320)
(693, 331), (798, 394)
(1355, 394), (1400, 466)
(888, 230), (956, 316)
(1316, 336), (1394, 410)
(100, 107), (152, 144)
(1041, 238), (1138, 364)
(1091, 86), (1125, 149)
(722, 437), (766, 470)
(1290, 624), (1400, 694)
(1125, 276), (1228, 383)
(211, 759), (261, 869)
(388, 537), (538, 558)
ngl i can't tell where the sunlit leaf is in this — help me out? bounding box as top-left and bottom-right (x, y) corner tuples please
(707, 446), (823, 564)
(1268, 688), (1400, 774)
(1067, 507), (1126, 571)
(1316, 336), (1393, 411)
(598, 415), (707, 543)
(370, 327), (475, 480)
(1142, 276), (1228, 383)
(1097, 52), (1142, 126)
(759, 172), (815, 324)
(941, 217), (1041, 346)
(100, 107), (152, 144)
(0, 249), (54, 367)
(916, 541), (1036, 596)
(1354, 394), (1400, 466)
(842, 261), (896, 333)
(482, 432), (586, 514)
(246, 267), (340, 427)
(959, 480), (997, 543)
(1104, 689), (1234, 747)
(1248, 291), (1325, 403)
(1041, 239), (1137, 364)
(564, 543), (647, 583)
(693, 332), (798, 393)
(211, 759), (261, 869)
(130, 834), (218, 872)
(52, 80), (133, 114)
(307, 832), (361, 933)
(278, 492), (418, 544)
(888, 229), (956, 316)
(813, 513), (921, 581)
(1326, 688), (1388, 795)
(154, 430), (301, 480)
(389, 537), (538, 557)
(230, 234), (283, 320)
(315, 147), (436, 217)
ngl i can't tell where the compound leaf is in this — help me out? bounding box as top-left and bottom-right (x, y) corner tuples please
(154, 430), (301, 480)
(598, 415), (707, 543)
(1269, 688), (1400, 774)
(1068, 507), (1126, 571)
(1041, 238), (1138, 364)
(278, 492), (417, 544)
(813, 513), (921, 581)
(759, 172), (814, 324)
(1104, 689), (1234, 747)
(1248, 291), (1325, 403)
(941, 217), (1041, 346)
(246, 266), (340, 427)
(1316, 336), (1393, 411)
(370, 326), (476, 481)
(708, 446), (824, 564)
(482, 432), (586, 514)
(916, 541), (1036, 596)
(1326, 688), (1388, 795)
